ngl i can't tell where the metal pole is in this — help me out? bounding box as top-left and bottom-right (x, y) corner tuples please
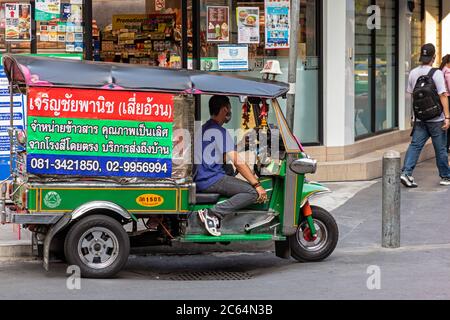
(83, 0), (93, 60)
(382, 150), (401, 248)
(30, 0), (37, 54)
(286, 0), (300, 130)
(192, 0), (201, 71)
(181, 0), (188, 69)
(192, 0), (201, 121)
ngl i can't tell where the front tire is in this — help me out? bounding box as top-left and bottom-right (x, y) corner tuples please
(289, 206), (338, 262)
(64, 215), (130, 278)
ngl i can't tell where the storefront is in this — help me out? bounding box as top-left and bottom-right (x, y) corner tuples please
(0, 0), (323, 144)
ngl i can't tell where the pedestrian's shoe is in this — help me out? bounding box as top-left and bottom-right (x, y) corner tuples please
(400, 174), (418, 188)
(440, 178), (450, 186)
(198, 209), (221, 237)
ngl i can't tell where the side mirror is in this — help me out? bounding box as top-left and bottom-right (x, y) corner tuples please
(290, 158), (317, 175)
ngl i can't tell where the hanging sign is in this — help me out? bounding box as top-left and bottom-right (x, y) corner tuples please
(237, 7), (260, 44)
(207, 6), (230, 42)
(265, 0), (290, 49)
(35, 0), (61, 21)
(4, 3), (31, 41)
(27, 88), (174, 178)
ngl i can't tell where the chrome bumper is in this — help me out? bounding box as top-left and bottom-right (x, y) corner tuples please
(1, 202), (64, 225)
(12, 213), (65, 225)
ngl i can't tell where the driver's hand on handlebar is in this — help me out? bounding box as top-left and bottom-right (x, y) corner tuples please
(256, 186), (268, 203)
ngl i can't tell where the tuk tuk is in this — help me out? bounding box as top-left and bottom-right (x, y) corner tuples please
(0, 55), (338, 278)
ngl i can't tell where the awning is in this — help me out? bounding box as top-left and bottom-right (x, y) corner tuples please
(2, 54), (289, 99)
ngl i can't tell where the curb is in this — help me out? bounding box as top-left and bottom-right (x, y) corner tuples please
(0, 241), (32, 258)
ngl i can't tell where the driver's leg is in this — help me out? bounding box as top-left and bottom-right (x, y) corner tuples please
(203, 175), (259, 221)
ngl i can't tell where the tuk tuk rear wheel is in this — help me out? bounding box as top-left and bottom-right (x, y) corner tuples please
(289, 206), (338, 262)
(64, 215), (130, 279)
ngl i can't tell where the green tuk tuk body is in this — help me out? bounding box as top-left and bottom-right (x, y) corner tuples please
(1, 55), (338, 278)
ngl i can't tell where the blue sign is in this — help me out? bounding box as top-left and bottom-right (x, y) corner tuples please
(0, 62), (27, 180)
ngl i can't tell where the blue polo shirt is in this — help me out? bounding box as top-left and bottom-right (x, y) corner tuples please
(194, 119), (235, 191)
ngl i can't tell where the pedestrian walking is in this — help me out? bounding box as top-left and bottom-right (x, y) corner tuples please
(401, 44), (450, 188)
(439, 54), (450, 152)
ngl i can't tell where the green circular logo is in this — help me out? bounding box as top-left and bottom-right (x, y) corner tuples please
(44, 191), (62, 209)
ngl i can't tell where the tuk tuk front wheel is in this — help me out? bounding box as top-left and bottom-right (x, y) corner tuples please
(64, 215), (130, 279)
(289, 206), (338, 262)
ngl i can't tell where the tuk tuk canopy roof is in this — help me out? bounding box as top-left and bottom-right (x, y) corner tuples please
(2, 55), (289, 98)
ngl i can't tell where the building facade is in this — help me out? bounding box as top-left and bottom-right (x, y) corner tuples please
(0, 0), (448, 180)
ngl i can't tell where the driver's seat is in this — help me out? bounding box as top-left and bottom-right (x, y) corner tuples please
(195, 193), (221, 205)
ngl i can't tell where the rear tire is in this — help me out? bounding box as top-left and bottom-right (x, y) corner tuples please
(289, 206), (338, 262)
(64, 215), (130, 278)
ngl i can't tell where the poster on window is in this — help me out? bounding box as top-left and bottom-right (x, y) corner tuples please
(207, 6), (229, 42)
(61, 3), (72, 20)
(265, 0), (290, 49)
(237, 7), (260, 44)
(218, 45), (249, 71)
(155, 0), (165, 11)
(4, 3), (31, 41)
(35, 0), (61, 21)
(68, 4), (82, 23)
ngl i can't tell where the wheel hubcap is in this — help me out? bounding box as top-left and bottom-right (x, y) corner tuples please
(78, 227), (119, 269)
(296, 220), (328, 252)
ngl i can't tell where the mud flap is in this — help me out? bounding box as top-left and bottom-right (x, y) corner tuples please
(275, 239), (291, 259)
(43, 213), (71, 271)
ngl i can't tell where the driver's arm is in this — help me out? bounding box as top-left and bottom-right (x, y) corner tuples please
(226, 150), (258, 186)
(226, 151), (268, 203)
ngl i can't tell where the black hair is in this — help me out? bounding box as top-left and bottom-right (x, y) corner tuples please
(209, 95), (231, 116)
(440, 54), (450, 70)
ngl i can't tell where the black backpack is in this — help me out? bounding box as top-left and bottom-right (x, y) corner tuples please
(412, 68), (443, 121)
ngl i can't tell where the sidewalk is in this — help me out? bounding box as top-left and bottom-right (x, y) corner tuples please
(0, 224), (31, 258)
(329, 158), (450, 249)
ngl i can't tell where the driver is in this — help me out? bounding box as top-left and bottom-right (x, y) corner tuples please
(194, 96), (268, 236)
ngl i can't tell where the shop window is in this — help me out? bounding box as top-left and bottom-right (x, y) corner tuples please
(93, 0), (182, 67)
(196, 0), (321, 144)
(36, 0), (84, 54)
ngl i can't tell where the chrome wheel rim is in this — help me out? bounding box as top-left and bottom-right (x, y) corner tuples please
(296, 220), (329, 252)
(77, 227), (119, 269)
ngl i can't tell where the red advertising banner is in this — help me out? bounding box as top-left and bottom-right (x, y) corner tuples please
(28, 87), (174, 122)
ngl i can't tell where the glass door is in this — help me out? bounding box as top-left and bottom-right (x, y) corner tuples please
(355, 0), (398, 139)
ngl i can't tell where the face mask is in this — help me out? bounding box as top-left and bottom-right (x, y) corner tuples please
(225, 111), (232, 124)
